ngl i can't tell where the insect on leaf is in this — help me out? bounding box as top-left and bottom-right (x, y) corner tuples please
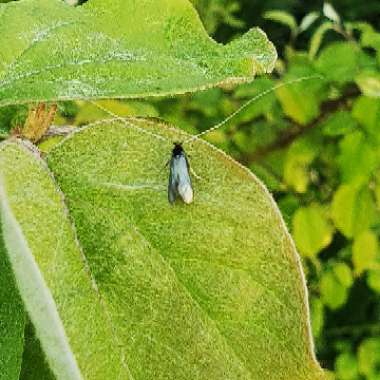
(0, 118), (326, 379)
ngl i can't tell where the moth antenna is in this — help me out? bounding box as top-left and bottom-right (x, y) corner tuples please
(182, 74), (324, 144)
(90, 101), (169, 142)
(190, 166), (203, 181)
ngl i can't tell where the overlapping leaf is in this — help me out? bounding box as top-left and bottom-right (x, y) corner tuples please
(0, 0), (276, 107)
(0, 119), (325, 379)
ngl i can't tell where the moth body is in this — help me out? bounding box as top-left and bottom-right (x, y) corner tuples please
(168, 143), (193, 204)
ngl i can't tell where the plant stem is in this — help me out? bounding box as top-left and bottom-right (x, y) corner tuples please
(242, 86), (360, 164)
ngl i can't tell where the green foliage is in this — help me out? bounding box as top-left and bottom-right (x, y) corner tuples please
(190, 0), (244, 34)
(332, 185), (377, 238)
(292, 204), (333, 258)
(0, 128), (324, 379)
(263, 11), (297, 35)
(143, 3), (380, 379)
(1, 0), (380, 379)
(352, 231), (379, 275)
(0, 0), (276, 107)
(0, 231), (25, 380)
(358, 338), (380, 378)
(0, 2), (328, 378)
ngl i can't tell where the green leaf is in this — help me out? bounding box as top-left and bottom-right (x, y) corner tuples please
(320, 271), (348, 310)
(0, 123), (326, 379)
(276, 65), (324, 125)
(19, 321), (55, 380)
(299, 12), (320, 33)
(0, 0), (276, 108)
(292, 204), (333, 258)
(316, 42), (359, 84)
(0, 116), (324, 380)
(333, 262), (353, 288)
(309, 22), (334, 59)
(356, 71), (380, 98)
(358, 338), (380, 378)
(310, 298), (324, 340)
(74, 100), (158, 125)
(352, 96), (380, 139)
(44, 119), (325, 379)
(337, 131), (377, 186)
(361, 30), (380, 64)
(263, 11), (297, 34)
(346, 21), (374, 36)
(322, 3), (341, 24)
(284, 138), (318, 193)
(190, 0), (244, 35)
(0, 228), (25, 380)
(335, 352), (359, 380)
(352, 230), (379, 276)
(331, 184), (377, 239)
(234, 77), (276, 121)
(0, 141), (134, 379)
(367, 269), (380, 293)
(321, 110), (357, 137)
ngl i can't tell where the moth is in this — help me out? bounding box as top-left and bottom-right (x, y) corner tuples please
(168, 143), (193, 204)
(92, 75), (321, 205)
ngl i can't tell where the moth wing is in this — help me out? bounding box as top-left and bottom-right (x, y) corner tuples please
(176, 155), (193, 204)
(168, 157), (178, 204)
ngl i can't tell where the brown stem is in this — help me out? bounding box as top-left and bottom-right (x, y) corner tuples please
(242, 86), (360, 164)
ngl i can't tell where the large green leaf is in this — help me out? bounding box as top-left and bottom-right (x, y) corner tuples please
(0, 226), (25, 380)
(19, 321), (55, 380)
(0, 119), (325, 379)
(0, 141), (134, 379)
(0, 0), (276, 107)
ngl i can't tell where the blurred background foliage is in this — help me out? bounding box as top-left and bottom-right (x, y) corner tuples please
(1, 0), (380, 379)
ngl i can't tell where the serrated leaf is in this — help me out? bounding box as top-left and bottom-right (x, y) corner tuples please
(263, 10), (297, 33)
(8, 117), (330, 380)
(0, 0), (276, 108)
(292, 204), (333, 258)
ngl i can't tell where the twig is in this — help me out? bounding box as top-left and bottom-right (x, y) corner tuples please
(243, 86), (360, 163)
(44, 125), (79, 137)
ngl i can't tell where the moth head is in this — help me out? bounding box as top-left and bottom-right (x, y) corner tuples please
(172, 142), (184, 156)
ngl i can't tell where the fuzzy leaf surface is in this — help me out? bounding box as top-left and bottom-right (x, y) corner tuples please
(0, 0), (276, 107)
(43, 119), (324, 380)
